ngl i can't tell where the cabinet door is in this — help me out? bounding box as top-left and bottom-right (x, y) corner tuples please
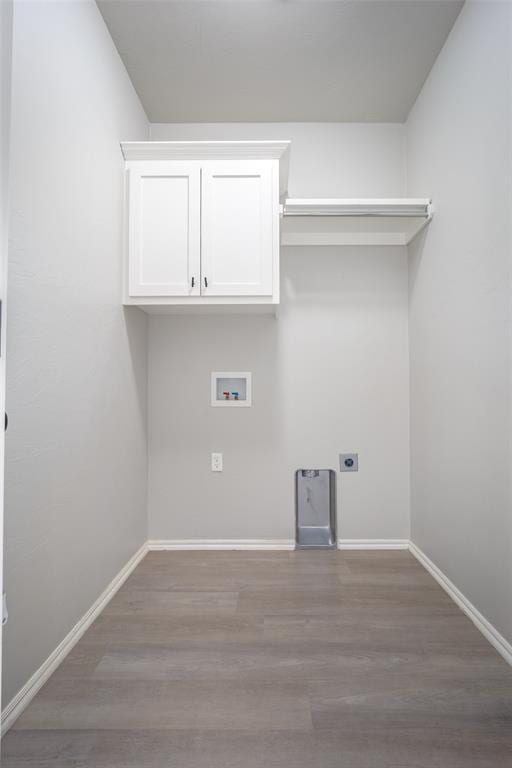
(128, 162), (200, 296)
(201, 161), (276, 296)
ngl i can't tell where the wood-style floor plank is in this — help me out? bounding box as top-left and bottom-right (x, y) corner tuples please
(3, 550), (512, 766)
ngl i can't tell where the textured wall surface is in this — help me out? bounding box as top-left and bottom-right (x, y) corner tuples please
(0, 0), (13, 710)
(407, 1), (512, 643)
(3, 0), (149, 705)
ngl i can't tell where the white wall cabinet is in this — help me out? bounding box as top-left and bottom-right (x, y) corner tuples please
(122, 141), (290, 312)
(128, 162), (200, 297)
(201, 162), (274, 297)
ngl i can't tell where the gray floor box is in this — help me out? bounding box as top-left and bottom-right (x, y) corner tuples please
(295, 469), (337, 549)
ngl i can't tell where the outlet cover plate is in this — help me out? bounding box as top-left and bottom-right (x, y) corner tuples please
(211, 452), (223, 472)
(339, 453), (358, 472)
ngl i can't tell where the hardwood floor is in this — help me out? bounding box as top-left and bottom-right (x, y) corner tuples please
(3, 550), (512, 766)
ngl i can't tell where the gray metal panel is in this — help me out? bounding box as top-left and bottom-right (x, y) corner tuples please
(296, 469), (337, 549)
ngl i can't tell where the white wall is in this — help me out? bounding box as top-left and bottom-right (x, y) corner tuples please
(148, 123), (410, 543)
(0, 0), (13, 709)
(407, 2), (512, 643)
(150, 122), (407, 197)
(3, 0), (149, 706)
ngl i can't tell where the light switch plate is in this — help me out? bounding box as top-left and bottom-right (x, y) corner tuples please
(339, 453), (358, 472)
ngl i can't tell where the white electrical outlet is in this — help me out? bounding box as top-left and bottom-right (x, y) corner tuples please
(211, 452), (223, 472)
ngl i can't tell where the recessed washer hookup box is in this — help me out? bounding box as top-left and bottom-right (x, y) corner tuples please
(295, 469), (337, 549)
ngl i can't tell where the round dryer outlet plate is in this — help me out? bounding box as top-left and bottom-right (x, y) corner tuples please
(339, 453), (358, 472)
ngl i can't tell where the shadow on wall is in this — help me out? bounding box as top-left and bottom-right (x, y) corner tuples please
(281, 246), (408, 309)
(407, 226), (429, 298)
(123, 306), (148, 432)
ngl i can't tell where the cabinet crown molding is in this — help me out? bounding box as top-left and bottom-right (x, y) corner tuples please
(121, 140), (291, 197)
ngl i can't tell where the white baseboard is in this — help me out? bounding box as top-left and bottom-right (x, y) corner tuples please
(148, 539), (295, 551)
(149, 538), (409, 551)
(409, 541), (512, 667)
(1, 542), (148, 736)
(338, 538), (409, 550)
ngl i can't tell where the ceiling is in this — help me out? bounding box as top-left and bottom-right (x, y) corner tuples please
(97, 0), (464, 123)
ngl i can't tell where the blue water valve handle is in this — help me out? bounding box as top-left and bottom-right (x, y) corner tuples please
(232, 391), (239, 400)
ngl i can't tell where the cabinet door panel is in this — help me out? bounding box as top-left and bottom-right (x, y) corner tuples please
(201, 162), (276, 296)
(128, 163), (200, 296)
